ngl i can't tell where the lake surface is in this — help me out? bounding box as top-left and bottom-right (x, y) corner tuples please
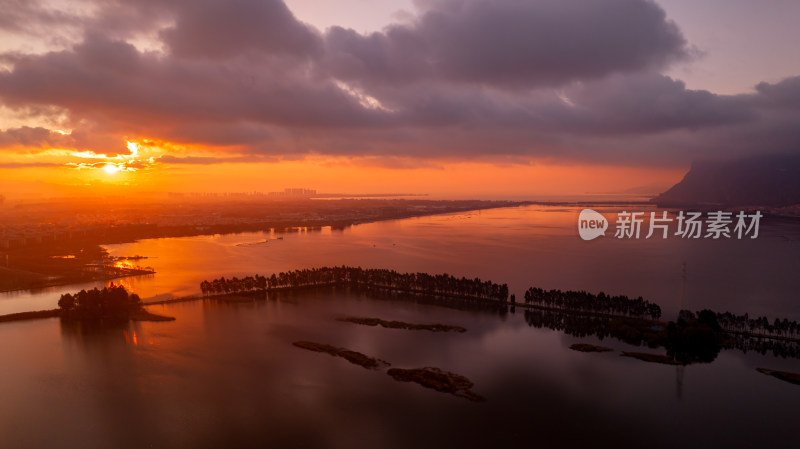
(3, 205), (800, 319)
(1, 205), (799, 448)
(1, 290), (798, 449)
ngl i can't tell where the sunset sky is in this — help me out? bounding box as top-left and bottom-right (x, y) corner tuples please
(1, 0), (799, 199)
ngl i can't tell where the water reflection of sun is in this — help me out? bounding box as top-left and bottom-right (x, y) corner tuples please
(123, 329), (139, 345)
(108, 264), (149, 295)
(113, 260), (136, 269)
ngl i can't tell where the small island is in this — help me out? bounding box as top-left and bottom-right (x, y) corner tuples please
(620, 351), (686, 366)
(292, 341), (390, 370)
(292, 340), (484, 401)
(387, 367), (484, 402)
(570, 343), (613, 353)
(337, 317), (466, 333)
(0, 284), (174, 324)
(58, 284), (174, 322)
(756, 368), (800, 386)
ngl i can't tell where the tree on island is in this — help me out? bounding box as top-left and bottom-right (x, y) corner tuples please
(199, 266), (511, 302)
(523, 286), (662, 320)
(58, 284), (143, 319)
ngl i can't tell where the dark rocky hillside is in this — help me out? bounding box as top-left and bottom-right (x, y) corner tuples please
(655, 153), (800, 207)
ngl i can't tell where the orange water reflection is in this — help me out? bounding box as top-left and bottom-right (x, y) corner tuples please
(103, 204), (800, 320)
(123, 329), (139, 346)
(2, 205), (799, 320)
(2, 290), (798, 448)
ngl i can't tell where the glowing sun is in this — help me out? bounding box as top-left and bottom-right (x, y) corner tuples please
(103, 164), (121, 174)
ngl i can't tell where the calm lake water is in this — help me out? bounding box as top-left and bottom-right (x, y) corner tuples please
(1, 205), (799, 448)
(3, 205), (800, 319)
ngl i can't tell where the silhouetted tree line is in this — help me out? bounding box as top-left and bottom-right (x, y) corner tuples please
(198, 266), (800, 361)
(200, 266), (510, 302)
(58, 284), (142, 319)
(523, 287), (662, 320)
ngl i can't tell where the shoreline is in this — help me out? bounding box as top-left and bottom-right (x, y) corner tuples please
(0, 202), (523, 295)
(76, 284), (800, 345)
(337, 316), (466, 332)
(0, 307), (174, 324)
(0, 309), (61, 323)
(0, 268), (155, 295)
(5, 271), (800, 351)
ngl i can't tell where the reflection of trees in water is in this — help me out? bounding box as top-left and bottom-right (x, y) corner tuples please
(702, 310), (800, 340)
(524, 307), (725, 363)
(269, 285), (511, 319)
(523, 309), (800, 362)
(59, 315), (143, 347)
(276, 226), (325, 235)
(353, 285), (511, 317)
(729, 335), (800, 359)
(57, 314), (154, 448)
(197, 266), (800, 363)
(523, 309), (664, 347)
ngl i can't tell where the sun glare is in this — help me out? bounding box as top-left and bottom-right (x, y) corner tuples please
(103, 164), (121, 174)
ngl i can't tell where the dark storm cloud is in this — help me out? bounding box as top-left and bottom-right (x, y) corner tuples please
(353, 72), (756, 135)
(0, 0), (798, 166)
(161, 0), (322, 59)
(0, 34), (391, 152)
(754, 76), (800, 109)
(563, 73), (757, 134)
(0, 126), (76, 150)
(324, 0), (690, 88)
(164, 122), (275, 146)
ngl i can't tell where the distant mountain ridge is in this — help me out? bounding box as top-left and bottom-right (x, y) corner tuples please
(655, 154), (800, 207)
